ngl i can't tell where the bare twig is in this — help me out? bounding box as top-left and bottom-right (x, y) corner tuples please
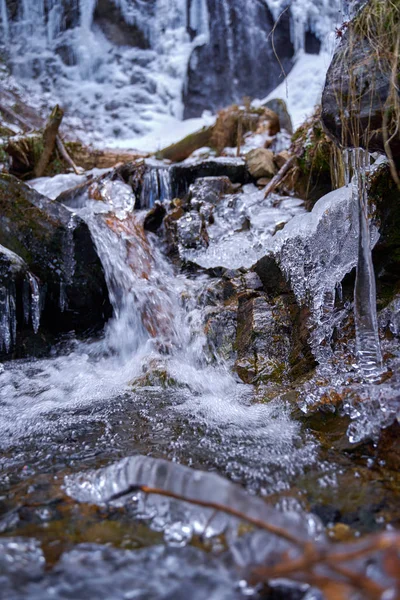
(56, 136), (81, 175)
(109, 484), (304, 548)
(264, 154), (297, 198)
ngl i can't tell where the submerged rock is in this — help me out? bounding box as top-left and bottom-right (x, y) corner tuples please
(0, 174), (111, 356)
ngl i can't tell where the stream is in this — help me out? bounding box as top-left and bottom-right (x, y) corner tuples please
(0, 160), (399, 598)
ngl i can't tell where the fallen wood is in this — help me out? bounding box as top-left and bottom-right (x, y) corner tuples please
(56, 136), (80, 175)
(155, 125), (214, 163)
(35, 105), (64, 178)
(264, 154), (297, 198)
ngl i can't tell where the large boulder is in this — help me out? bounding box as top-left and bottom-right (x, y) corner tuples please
(0, 174), (112, 354)
(321, 3), (400, 159)
(183, 0), (294, 118)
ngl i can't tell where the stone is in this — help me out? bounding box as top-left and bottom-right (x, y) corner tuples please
(0, 174), (112, 342)
(176, 211), (207, 250)
(183, 1), (294, 118)
(189, 177), (234, 206)
(143, 202), (166, 233)
(246, 148), (276, 180)
(321, 13), (400, 159)
(263, 99), (293, 135)
(235, 292), (291, 385)
(171, 159), (252, 199)
(274, 150), (291, 170)
(256, 177), (271, 187)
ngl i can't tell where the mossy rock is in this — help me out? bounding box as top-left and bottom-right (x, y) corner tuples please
(291, 108), (337, 209)
(0, 174), (111, 346)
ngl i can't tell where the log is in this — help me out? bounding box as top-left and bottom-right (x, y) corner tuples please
(34, 105), (64, 178)
(155, 126), (214, 163)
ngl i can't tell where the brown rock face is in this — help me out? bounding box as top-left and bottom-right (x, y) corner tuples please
(246, 148), (277, 179)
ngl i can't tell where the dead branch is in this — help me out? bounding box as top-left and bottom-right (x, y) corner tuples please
(56, 135), (80, 175)
(264, 154), (297, 198)
(109, 484), (304, 548)
(108, 483), (400, 599)
(35, 105), (64, 178)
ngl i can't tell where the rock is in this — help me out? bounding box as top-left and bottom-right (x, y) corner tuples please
(176, 211), (207, 250)
(0, 174), (112, 347)
(93, 0), (151, 48)
(143, 202), (166, 233)
(210, 105), (279, 154)
(291, 108), (336, 208)
(274, 150), (291, 170)
(189, 176), (234, 206)
(235, 292), (291, 385)
(183, 1), (294, 118)
(263, 99), (293, 135)
(246, 148), (276, 179)
(171, 159), (251, 199)
(256, 177), (271, 187)
(321, 4), (400, 159)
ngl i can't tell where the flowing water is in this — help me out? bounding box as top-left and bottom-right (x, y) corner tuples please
(0, 162), (399, 597)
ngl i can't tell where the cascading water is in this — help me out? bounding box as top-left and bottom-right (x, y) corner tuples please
(0, 175), (315, 493)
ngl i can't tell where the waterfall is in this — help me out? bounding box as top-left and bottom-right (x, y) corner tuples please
(347, 148), (383, 376)
(140, 166), (173, 208)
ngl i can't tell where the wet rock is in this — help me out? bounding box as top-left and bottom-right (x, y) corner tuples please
(183, 0), (294, 118)
(246, 148), (276, 180)
(369, 162), (400, 307)
(0, 174), (111, 353)
(263, 98), (293, 135)
(176, 211), (207, 250)
(143, 202), (166, 233)
(205, 307), (238, 363)
(94, 0), (151, 48)
(235, 293), (291, 385)
(189, 176), (234, 206)
(171, 159), (251, 199)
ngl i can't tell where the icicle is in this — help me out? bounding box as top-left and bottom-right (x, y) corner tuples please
(343, 148), (351, 186)
(60, 214), (76, 311)
(189, 0), (210, 40)
(22, 278), (30, 324)
(0, 283), (17, 353)
(60, 281), (68, 313)
(28, 273), (41, 334)
(79, 0), (97, 33)
(351, 148), (383, 376)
